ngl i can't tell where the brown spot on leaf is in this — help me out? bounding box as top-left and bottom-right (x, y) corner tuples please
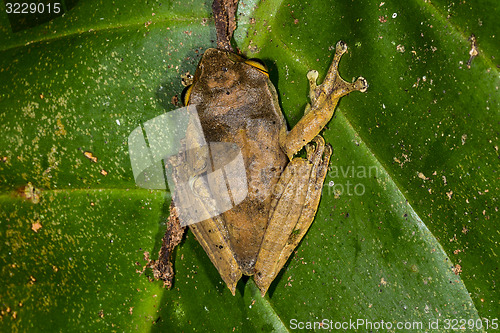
(84, 151), (98, 163)
(452, 264), (462, 275)
(171, 95), (179, 105)
(31, 221), (42, 232)
(417, 172), (428, 181)
(18, 182), (41, 204)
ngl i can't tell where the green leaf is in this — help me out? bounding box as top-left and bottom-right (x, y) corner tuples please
(1, 0), (498, 332)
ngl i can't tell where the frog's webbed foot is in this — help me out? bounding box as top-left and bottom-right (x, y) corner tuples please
(254, 136), (332, 296)
(282, 41), (367, 159)
(310, 41), (367, 105)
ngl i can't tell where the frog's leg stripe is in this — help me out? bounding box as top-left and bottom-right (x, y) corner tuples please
(254, 136), (331, 296)
(190, 216), (242, 295)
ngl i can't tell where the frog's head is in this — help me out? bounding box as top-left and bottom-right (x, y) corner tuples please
(182, 48), (269, 107)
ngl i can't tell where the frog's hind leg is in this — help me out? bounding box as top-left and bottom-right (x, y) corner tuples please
(189, 216), (242, 295)
(254, 136), (331, 296)
(184, 170), (243, 296)
(184, 154), (242, 296)
(166, 137), (243, 295)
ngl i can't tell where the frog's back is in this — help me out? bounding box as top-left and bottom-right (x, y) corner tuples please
(189, 48), (288, 274)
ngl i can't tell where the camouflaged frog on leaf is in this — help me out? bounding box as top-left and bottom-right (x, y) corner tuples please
(153, 41), (367, 296)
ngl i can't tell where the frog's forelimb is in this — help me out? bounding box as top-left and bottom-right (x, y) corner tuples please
(280, 41), (367, 159)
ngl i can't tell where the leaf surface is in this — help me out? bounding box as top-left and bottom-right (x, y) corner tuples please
(1, 0), (498, 331)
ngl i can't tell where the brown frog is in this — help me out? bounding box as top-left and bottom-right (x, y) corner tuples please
(161, 41), (367, 296)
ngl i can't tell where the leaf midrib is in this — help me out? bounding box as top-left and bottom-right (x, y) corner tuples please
(248, 280), (290, 332)
(0, 187), (168, 199)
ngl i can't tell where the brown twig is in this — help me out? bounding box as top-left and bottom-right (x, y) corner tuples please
(212, 0), (239, 51)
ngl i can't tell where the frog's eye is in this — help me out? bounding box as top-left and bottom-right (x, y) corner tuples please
(245, 58), (269, 77)
(181, 84), (193, 106)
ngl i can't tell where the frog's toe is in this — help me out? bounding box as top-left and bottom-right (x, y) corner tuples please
(307, 70), (319, 103)
(307, 136), (332, 176)
(355, 76), (368, 92)
(305, 135), (325, 160)
(307, 69), (319, 82)
(336, 40), (348, 54)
